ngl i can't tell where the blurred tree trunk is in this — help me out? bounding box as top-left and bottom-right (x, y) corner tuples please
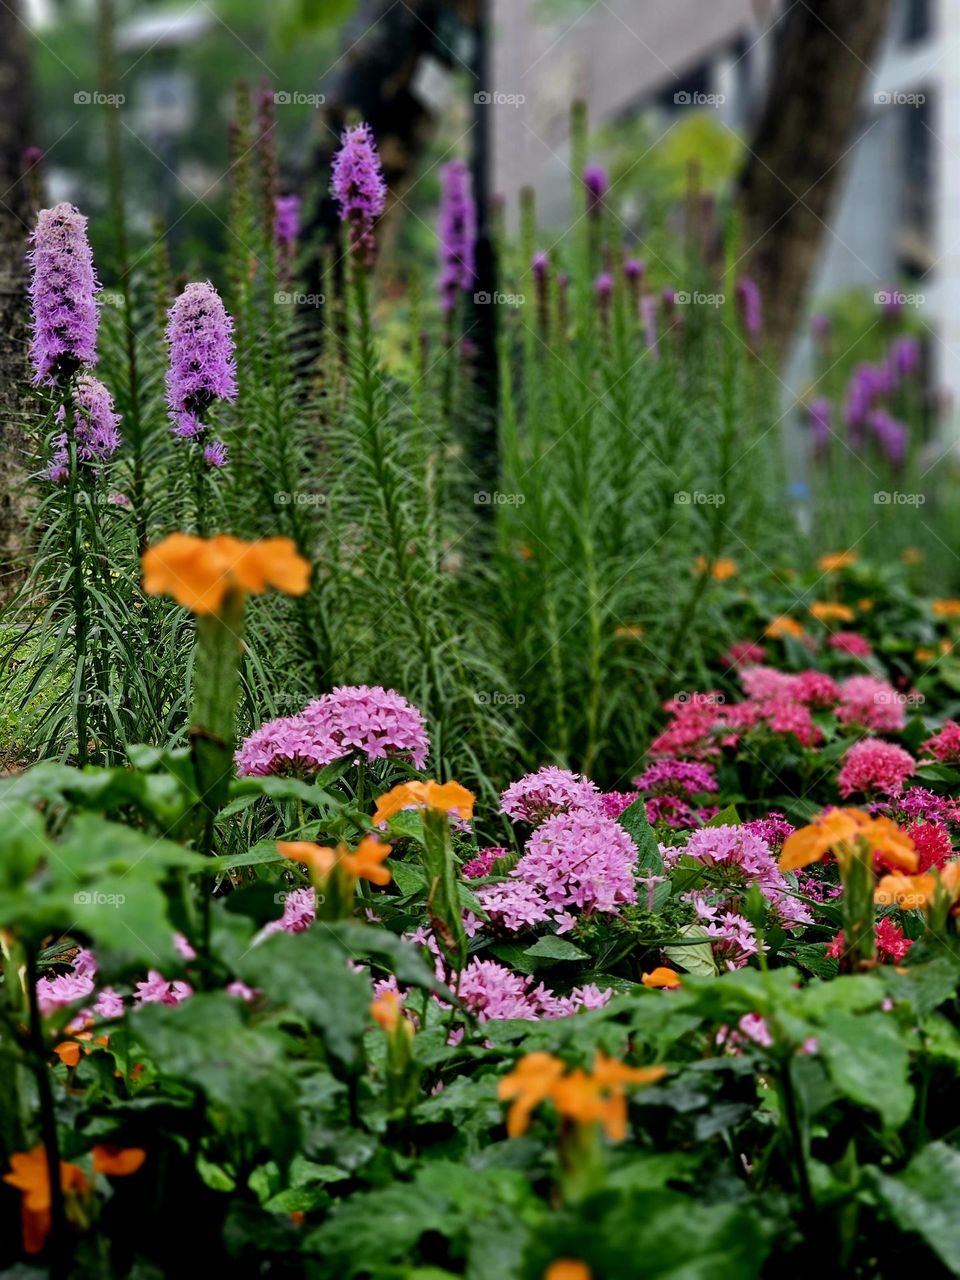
(0, 0), (33, 596)
(737, 0), (893, 359)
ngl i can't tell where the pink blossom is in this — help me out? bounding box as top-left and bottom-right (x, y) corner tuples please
(516, 810), (638, 916)
(134, 972), (193, 1006)
(828, 631), (873, 658)
(501, 766), (601, 824)
(836, 675), (907, 732)
(837, 738), (915, 797)
(922, 720), (960, 764)
(474, 880), (552, 932)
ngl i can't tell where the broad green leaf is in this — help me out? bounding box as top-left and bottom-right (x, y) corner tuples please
(818, 1011), (913, 1126)
(523, 935), (589, 963)
(868, 1143), (960, 1272)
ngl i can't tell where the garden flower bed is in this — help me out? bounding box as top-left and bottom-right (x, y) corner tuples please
(4, 107), (960, 1280)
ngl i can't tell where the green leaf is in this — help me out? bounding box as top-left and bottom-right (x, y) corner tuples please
(523, 935), (589, 963)
(134, 995), (299, 1167)
(664, 926), (719, 978)
(818, 1011), (913, 1126)
(617, 798), (663, 874)
(868, 1143), (960, 1272)
(232, 929), (372, 1068)
(706, 804), (741, 827)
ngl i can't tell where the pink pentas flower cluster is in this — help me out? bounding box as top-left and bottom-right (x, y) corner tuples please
(922, 720), (960, 764)
(500, 766), (601, 824)
(828, 631), (873, 658)
(836, 675), (907, 732)
(330, 122), (387, 261)
(256, 887), (317, 941)
(302, 685), (429, 769)
(837, 738), (916, 798)
(36, 948), (97, 1015)
(134, 972), (193, 1006)
(28, 202), (100, 384)
(644, 794), (718, 830)
(473, 880), (553, 932)
(597, 791), (636, 819)
(633, 758), (717, 797)
(740, 666), (839, 709)
(236, 685), (430, 776)
(721, 641), (766, 668)
(458, 958), (611, 1022)
(165, 280), (237, 442)
(516, 810), (638, 917)
(665, 824), (811, 926)
(690, 899), (758, 969)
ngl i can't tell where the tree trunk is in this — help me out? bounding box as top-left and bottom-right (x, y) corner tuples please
(737, 0), (893, 358)
(0, 0), (33, 597)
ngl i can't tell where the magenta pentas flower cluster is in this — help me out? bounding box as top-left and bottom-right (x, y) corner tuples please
(236, 685), (430, 776)
(28, 202), (100, 385)
(462, 846), (508, 879)
(330, 122), (387, 261)
(437, 160), (476, 315)
(47, 374), (122, 483)
(500, 766), (600, 824)
(922, 720), (960, 764)
(837, 738), (916, 798)
(165, 281), (236, 464)
(633, 758), (717, 798)
(516, 810), (638, 917)
(828, 631), (873, 658)
(742, 812), (794, 852)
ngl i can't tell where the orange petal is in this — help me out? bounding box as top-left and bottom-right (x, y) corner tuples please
(642, 967), (682, 989)
(92, 1145), (146, 1177)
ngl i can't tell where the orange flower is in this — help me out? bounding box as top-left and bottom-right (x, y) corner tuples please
(54, 1041), (82, 1068)
(765, 615), (804, 639)
(142, 533), (310, 614)
(498, 1051), (665, 1142)
(614, 624), (645, 639)
(810, 601), (855, 624)
(818, 551), (858, 572)
(694, 556), (737, 581)
(545, 1262), (591, 1280)
(91, 1145), (146, 1176)
(642, 967), (682, 988)
(277, 836), (392, 886)
(373, 780), (475, 826)
(901, 547), (922, 565)
(781, 808), (917, 873)
(876, 861), (960, 910)
(915, 647), (937, 662)
(3, 1146), (90, 1255)
(370, 991), (403, 1033)
(857, 598), (874, 612)
(497, 1053), (566, 1137)
(933, 599), (960, 618)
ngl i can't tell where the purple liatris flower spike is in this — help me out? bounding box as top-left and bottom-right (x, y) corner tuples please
(583, 163), (608, 215)
(330, 122), (387, 262)
(165, 281), (237, 436)
(736, 277), (762, 337)
(203, 439), (229, 468)
(889, 334), (922, 383)
(28, 202), (100, 385)
(531, 251), (549, 286)
(437, 159), (476, 314)
(274, 194), (301, 249)
(47, 373), (121, 482)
